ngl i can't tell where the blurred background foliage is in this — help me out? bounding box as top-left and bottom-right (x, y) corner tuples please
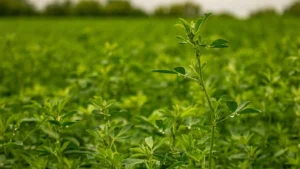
(0, 0), (300, 168)
(0, 0), (299, 18)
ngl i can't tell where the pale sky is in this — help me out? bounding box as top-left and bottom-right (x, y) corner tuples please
(29, 0), (296, 18)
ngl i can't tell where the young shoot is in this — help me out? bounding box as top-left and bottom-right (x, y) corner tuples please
(152, 13), (261, 169)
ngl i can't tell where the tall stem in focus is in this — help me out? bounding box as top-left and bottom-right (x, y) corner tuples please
(196, 50), (215, 169)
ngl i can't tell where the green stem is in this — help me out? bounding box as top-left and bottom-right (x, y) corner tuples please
(209, 125), (215, 169)
(196, 52), (215, 169)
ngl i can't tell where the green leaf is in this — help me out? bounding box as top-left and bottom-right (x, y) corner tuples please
(226, 100), (238, 112)
(228, 153), (247, 160)
(115, 124), (132, 139)
(61, 110), (77, 120)
(174, 24), (185, 31)
(174, 67), (186, 74)
(235, 101), (251, 113)
(203, 13), (212, 22)
(179, 18), (191, 33)
(179, 41), (187, 44)
(61, 121), (76, 126)
(155, 120), (167, 130)
(176, 36), (186, 41)
(176, 36), (187, 44)
(145, 136), (153, 149)
(274, 149), (288, 157)
(130, 147), (145, 154)
(167, 161), (185, 169)
(209, 39), (229, 48)
(239, 108), (262, 114)
(194, 18), (203, 33)
(151, 70), (177, 74)
(123, 159), (144, 169)
(61, 141), (70, 152)
(196, 13), (212, 33)
(64, 150), (94, 156)
(48, 120), (60, 126)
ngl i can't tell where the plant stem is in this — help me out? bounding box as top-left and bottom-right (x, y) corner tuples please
(196, 51), (215, 169)
(208, 125), (215, 169)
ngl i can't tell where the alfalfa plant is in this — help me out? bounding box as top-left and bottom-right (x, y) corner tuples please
(152, 13), (261, 169)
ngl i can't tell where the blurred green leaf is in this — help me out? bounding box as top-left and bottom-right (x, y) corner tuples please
(226, 100), (238, 112)
(209, 39), (229, 48)
(235, 101), (251, 113)
(152, 70), (177, 74)
(48, 120), (60, 126)
(239, 108), (261, 114)
(179, 18), (191, 33)
(174, 67), (186, 74)
(194, 18), (203, 33)
(145, 136), (153, 149)
(123, 159), (144, 169)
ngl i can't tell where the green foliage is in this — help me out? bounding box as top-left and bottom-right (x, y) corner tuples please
(284, 1), (300, 16)
(250, 8), (279, 18)
(44, 0), (72, 16)
(153, 14), (261, 169)
(0, 0), (35, 16)
(105, 1), (146, 16)
(154, 2), (201, 17)
(0, 15), (299, 169)
(73, 0), (103, 16)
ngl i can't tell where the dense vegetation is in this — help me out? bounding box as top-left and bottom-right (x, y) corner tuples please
(0, 15), (299, 168)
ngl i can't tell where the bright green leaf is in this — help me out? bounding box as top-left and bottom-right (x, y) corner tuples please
(145, 136), (153, 149)
(123, 159), (144, 169)
(274, 149), (288, 157)
(176, 36), (186, 41)
(235, 101), (251, 113)
(194, 18), (203, 33)
(179, 18), (191, 33)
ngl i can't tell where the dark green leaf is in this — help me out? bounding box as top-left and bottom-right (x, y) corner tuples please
(151, 70), (177, 74)
(61, 110), (78, 120)
(174, 67), (186, 74)
(64, 150), (94, 156)
(226, 100), (238, 112)
(209, 39), (229, 48)
(155, 120), (167, 130)
(239, 108), (261, 114)
(48, 120), (60, 126)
